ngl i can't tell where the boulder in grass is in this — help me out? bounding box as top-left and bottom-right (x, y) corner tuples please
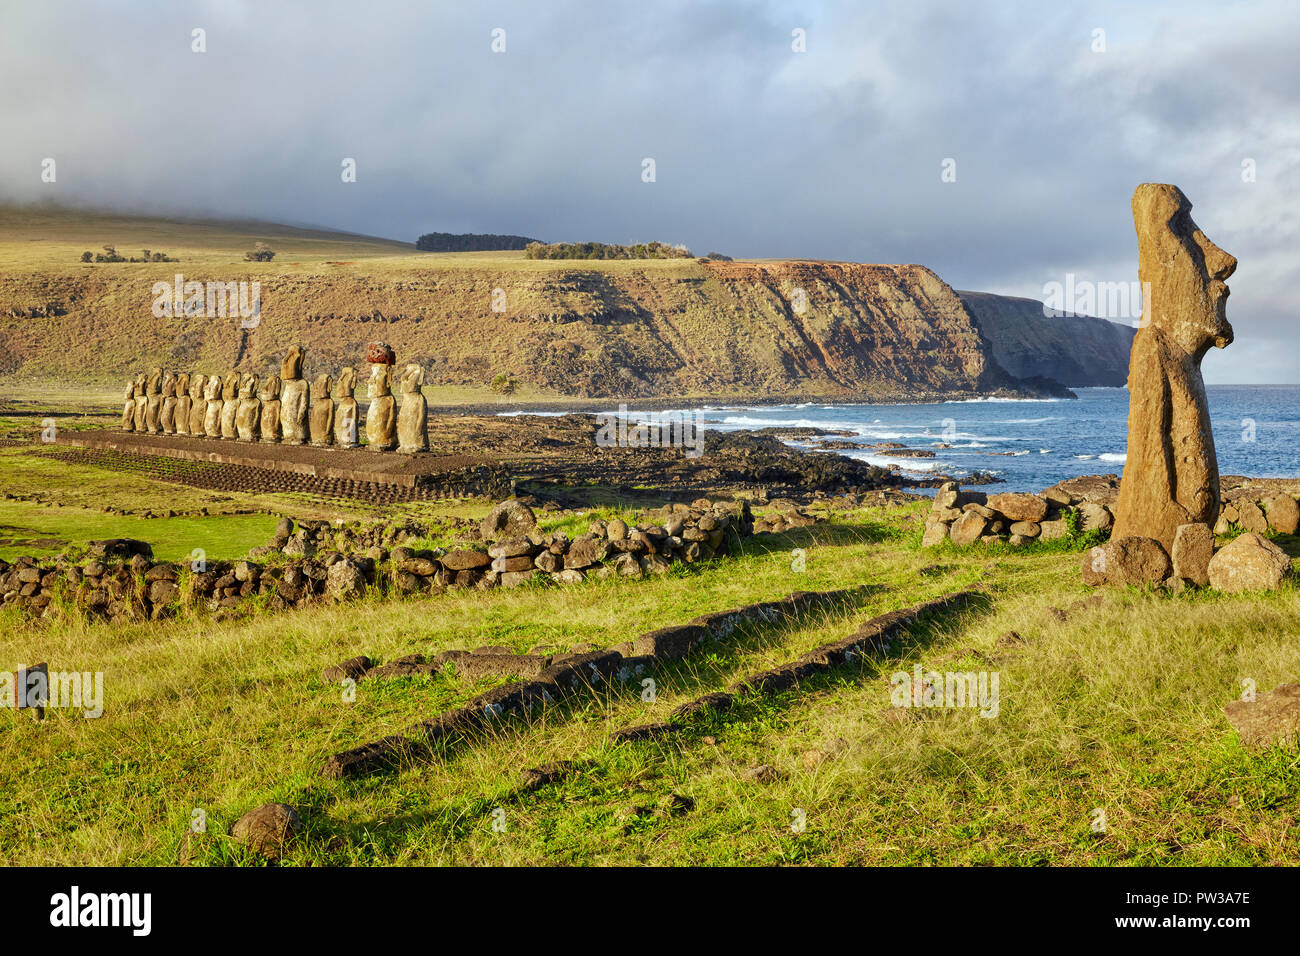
(231, 803), (303, 861)
(1081, 536), (1170, 587)
(948, 510), (987, 547)
(480, 499), (536, 541)
(1224, 684), (1300, 749)
(1207, 532), (1292, 593)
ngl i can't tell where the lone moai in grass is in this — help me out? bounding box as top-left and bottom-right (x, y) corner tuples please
(220, 369), (240, 439)
(365, 362), (397, 451)
(187, 374), (207, 436)
(236, 373), (261, 441)
(1111, 183), (1238, 553)
(334, 366), (359, 448)
(144, 368), (163, 433)
(174, 373), (191, 435)
(396, 364), (428, 454)
(203, 374), (223, 438)
(121, 378), (136, 431)
(160, 371), (178, 434)
(279, 346), (309, 445)
(309, 373), (335, 447)
(258, 373), (282, 443)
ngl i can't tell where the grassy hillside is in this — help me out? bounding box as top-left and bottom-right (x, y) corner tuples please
(0, 206), (1040, 400)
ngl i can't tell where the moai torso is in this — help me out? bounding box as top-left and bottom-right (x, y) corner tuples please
(187, 375), (208, 436)
(133, 374), (148, 431)
(334, 367), (358, 448)
(122, 379), (137, 431)
(220, 370), (240, 439)
(259, 374), (282, 443)
(309, 374), (335, 447)
(143, 369), (163, 433)
(365, 363), (397, 451)
(160, 372), (178, 434)
(203, 375), (224, 438)
(279, 346), (309, 445)
(396, 365), (428, 454)
(174, 373), (192, 435)
(236, 373), (261, 441)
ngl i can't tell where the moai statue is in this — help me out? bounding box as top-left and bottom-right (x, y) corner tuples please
(258, 373), (282, 443)
(1111, 184), (1238, 553)
(333, 367), (359, 448)
(121, 378), (136, 432)
(174, 373), (192, 435)
(279, 346), (309, 445)
(365, 363), (397, 451)
(160, 372), (178, 434)
(396, 365), (428, 454)
(203, 374), (224, 438)
(132, 373), (148, 432)
(220, 370), (240, 439)
(187, 374), (207, 437)
(144, 368), (164, 434)
(309, 374), (335, 447)
(236, 373), (261, 442)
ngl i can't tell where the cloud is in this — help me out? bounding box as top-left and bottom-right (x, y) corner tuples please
(0, 0), (1295, 381)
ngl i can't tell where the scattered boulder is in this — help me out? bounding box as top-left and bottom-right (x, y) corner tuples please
(986, 493), (1048, 524)
(1207, 532), (1292, 593)
(1224, 684), (1300, 748)
(231, 803), (303, 861)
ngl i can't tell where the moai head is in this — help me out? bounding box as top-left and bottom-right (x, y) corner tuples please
(369, 362), (392, 397)
(204, 375), (222, 401)
(222, 371), (239, 401)
(281, 345), (306, 381)
(176, 373), (190, 396)
(258, 373), (281, 402)
(335, 366), (357, 397)
(400, 364), (424, 393)
(124, 378), (136, 401)
(1132, 183), (1237, 360)
(162, 372), (177, 398)
(240, 373), (259, 399)
(146, 368), (163, 395)
(134, 373), (147, 398)
(310, 373), (334, 401)
(190, 373), (206, 400)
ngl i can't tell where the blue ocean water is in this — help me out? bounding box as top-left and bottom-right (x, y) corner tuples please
(520, 386), (1300, 494)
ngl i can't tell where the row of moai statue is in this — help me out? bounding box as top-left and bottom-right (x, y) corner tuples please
(119, 343), (429, 453)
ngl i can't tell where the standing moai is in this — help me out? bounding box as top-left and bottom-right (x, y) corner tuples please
(187, 374), (207, 437)
(220, 370), (240, 439)
(365, 363), (397, 451)
(333, 367), (359, 448)
(279, 346), (309, 445)
(236, 373), (261, 441)
(132, 373), (148, 431)
(160, 372), (178, 434)
(121, 378), (136, 431)
(144, 368), (164, 433)
(309, 374), (335, 447)
(1111, 184), (1238, 553)
(203, 374), (224, 438)
(258, 373), (282, 443)
(174, 373), (192, 435)
(396, 365), (428, 454)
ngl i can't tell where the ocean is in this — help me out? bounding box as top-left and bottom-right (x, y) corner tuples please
(503, 386), (1300, 494)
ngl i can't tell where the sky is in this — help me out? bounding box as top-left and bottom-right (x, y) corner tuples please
(1, 0), (1296, 382)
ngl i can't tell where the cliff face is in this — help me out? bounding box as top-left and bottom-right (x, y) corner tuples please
(959, 290), (1136, 387)
(0, 254), (1125, 398)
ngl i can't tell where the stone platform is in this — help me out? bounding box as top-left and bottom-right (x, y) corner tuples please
(45, 430), (512, 503)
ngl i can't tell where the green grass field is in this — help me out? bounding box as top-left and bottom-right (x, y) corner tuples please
(2, 485), (1298, 866)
